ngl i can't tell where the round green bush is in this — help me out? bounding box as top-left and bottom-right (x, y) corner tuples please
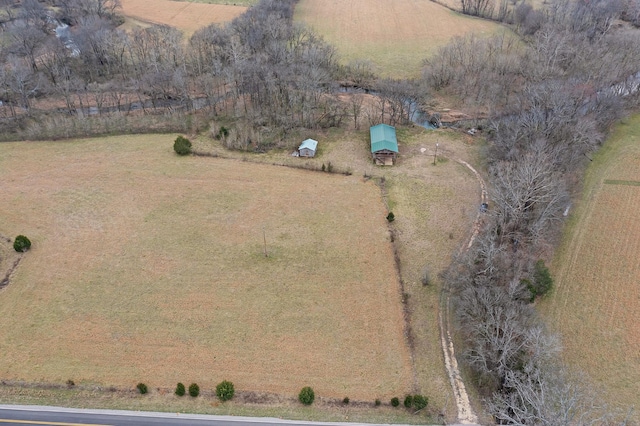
(173, 135), (192, 156)
(386, 212), (395, 222)
(136, 383), (148, 394)
(342, 397), (350, 405)
(403, 394), (413, 408)
(216, 380), (235, 402)
(13, 235), (31, 252)
(413, 394), (428, 411)
(374, 399), (381, 406)
(298, 386), (315, 405)
(188, 382), (200, 397)
(391, 397), (400, 407)
(175, 382), (185, 396)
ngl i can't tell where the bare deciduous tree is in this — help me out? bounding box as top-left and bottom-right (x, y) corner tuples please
(3, 57), (42, 113)
(8, 21), (47, 71)
(490, 147), (568, 245)
(461, 0), (494, 17)
(58, 0), (121, 24)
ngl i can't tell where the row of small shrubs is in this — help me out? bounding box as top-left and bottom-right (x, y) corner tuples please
(389, 394), (428, 410)
(137, 382), (427, 412)
(136, 380), (234, 401)
(343, 397), (382, 406)
(341, 394), (428, 410)
(404, 394), (429, 410)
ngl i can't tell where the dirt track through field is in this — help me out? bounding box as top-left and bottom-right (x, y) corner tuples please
(437, 159), (484, 425)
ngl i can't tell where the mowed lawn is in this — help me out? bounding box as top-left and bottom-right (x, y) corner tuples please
(540, 115), (640, 420)
(0, 135), (412, 400)
(119, 0), (246, 35)
(294, 0), (504, 79)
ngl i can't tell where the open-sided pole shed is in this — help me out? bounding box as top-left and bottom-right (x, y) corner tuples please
(370, 124), (399, 165)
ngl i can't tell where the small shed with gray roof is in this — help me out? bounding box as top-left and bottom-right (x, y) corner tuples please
(370, 124), (398, 165)
(298, 138), (318, 157)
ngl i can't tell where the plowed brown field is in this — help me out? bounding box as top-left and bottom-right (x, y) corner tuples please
(541, 115), (640, 421)
(294, 0), (504, 79)
(0, 135), (412, 400)
(120, 0), (246, 34)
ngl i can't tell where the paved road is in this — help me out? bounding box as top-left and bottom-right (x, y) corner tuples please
(0, 405), (457, 426)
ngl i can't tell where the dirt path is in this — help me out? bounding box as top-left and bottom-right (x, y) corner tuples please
(438, 159), (487, 425)
(0, 235), (24, 292)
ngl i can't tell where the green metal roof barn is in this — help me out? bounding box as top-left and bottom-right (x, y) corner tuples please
(370, 124), (398, 165)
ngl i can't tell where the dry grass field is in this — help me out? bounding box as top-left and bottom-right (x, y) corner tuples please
(193, 124), (482, 420)
(0, 128), (480, 422)
(0, 135), (412, 401)
(119, 0), (246, 35)
(294, 0), (504, 79)
(540, 114), (640, 420)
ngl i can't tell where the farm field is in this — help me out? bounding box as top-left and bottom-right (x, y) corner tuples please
(0, 128), (480, 422)
(0, 135), (412, 401)
(119, 0), (246, 35)
(192, 124), (482, 420)
(294, 0), (504, 79)
(540, 114), (640, 421)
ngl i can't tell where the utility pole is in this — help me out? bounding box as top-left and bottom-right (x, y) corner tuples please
(263, 227), (268, 257)
(433, 143), (439, 165)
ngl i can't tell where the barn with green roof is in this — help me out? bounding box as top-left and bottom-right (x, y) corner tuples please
(370, 124), (399, 165)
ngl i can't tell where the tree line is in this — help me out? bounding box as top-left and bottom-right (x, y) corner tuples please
(0, 0), (358, 144)
(459, 0), (640, 30)
(0, 0), (426, 143)
(423, 0), (640, 423)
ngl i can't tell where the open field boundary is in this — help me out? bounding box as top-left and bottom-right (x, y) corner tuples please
(540, 114), (640, 422)
(0, 135), (413, 403)
(119, 0), (247, 34)
(0, 127), (481, 422)
(603, 179), (640, 186)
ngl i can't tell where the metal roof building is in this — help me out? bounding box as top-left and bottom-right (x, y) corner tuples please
(298, 138), (318, 157)
(370, 124), (398, 165)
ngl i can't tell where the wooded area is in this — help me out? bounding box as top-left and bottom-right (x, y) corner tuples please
(0, 0), (427, 144)
(423, 0), (640, 423)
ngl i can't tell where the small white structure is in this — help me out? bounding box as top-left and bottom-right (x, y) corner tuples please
(298, 139), (318, 158)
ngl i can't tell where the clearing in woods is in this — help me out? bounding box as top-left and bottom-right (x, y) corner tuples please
(0, 135), (412, 401)
(119, 0), (247, 35)
(294, 0), (505, 79)
(539, 114), (640, 422)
